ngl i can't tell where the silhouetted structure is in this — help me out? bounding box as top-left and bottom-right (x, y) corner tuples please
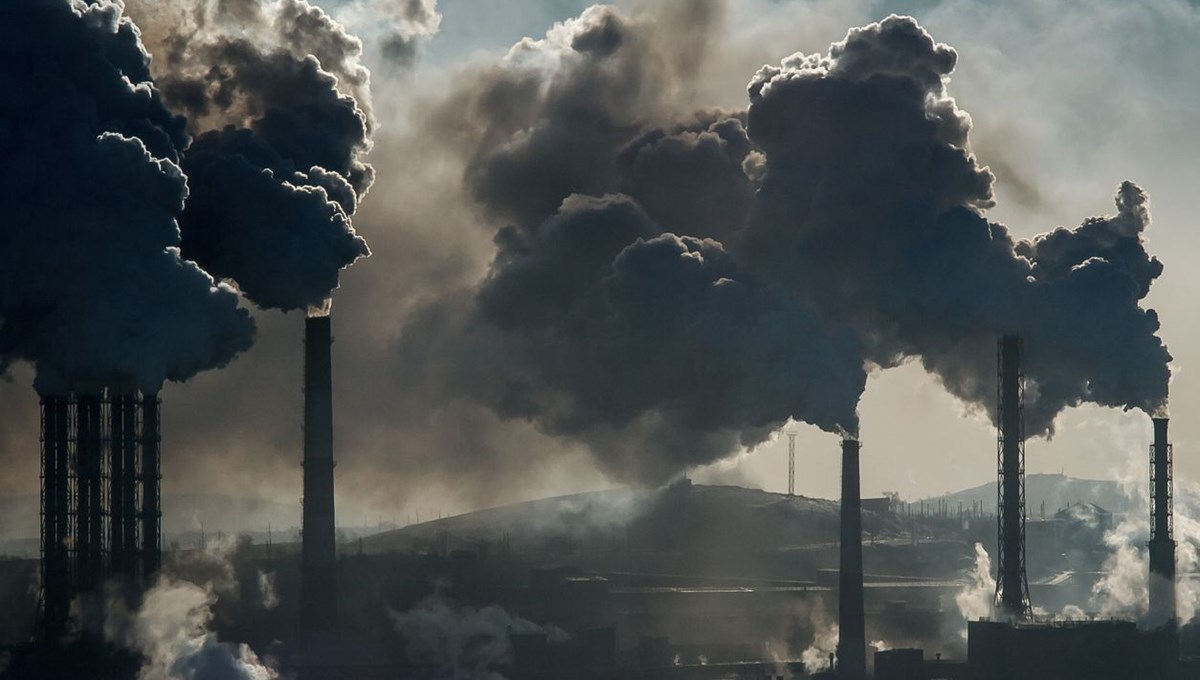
(38, 389), (160, 638)
(302, 314), (338, 634)
(996, 335), (1031, 619)
(837, 436), (866, 680)
(1149, 416), (1176, 631)
(141, 392), (161, 579)
(787, 431), (797, 497)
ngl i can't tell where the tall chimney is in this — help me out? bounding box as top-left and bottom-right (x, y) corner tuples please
(39, 395), (70, 637)
(141, 391), (161, 580)
(1148, 416), (1175, 629)
(837, 436), (866, 680)
(996, 335), (1031, 619)
(302, 314), (337, 633)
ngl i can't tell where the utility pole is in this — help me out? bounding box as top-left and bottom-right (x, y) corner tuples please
(787, 431), (797, 496)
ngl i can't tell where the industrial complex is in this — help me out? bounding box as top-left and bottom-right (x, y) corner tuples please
(0, 332), (1184, 679)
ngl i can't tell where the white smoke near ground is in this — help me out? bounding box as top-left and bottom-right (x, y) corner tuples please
(1089, 465), (1200, 626)
(257, 570), (280, 611)
(954, 543), (996, 633)
(123, 577), (278, 680)
(1089, 418), (1151, 621)
(104, 538), (279, 680)
(1170, 480), (1200, 625)
(800, 606), (837, 673)
(389, 597), (563, 679)
(1091, 513), (1150, 621)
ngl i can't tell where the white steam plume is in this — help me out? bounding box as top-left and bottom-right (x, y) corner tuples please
(953, 543), (996, 638)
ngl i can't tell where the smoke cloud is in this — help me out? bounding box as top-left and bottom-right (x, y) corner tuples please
(393, 10), (1171, 484)
(103, 539), (280, 680)
(126, 0), (373, 312)
(0, 0), (255, 394)
(954, 543), (996, 635)
(742, 16), (1170, 435)
(390, 597), (557, 678)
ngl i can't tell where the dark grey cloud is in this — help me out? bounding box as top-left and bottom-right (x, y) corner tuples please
(127, 0), (374, 312)
(397, 194), (865, 482)
(742, 15), (1170, 433)
(431, 4), (722, 231)
(617, 112), (758, 241)
(0, 0), (255, 395)
(393, 9), (1171, 489)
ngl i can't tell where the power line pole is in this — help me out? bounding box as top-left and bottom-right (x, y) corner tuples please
(787, 431), (797, 496)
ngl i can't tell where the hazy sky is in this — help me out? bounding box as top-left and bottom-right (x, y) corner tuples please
(1, 0), (1198, 533)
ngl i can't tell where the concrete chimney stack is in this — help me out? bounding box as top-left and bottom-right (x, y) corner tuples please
(1148, 416), (1175, 630)
(302, 314), (337, 634)
(837, 436), (866, 680)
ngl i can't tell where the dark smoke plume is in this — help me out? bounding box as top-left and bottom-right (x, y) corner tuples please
(399, 193), (864, 482)
(126, 0), (373, 312)
(742, 15), (1170, 433)
(396, 10), (1171, 484)
(0, 0), (255, 394)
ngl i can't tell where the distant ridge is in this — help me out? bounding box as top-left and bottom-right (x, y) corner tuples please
(915, 473), (1135, 517)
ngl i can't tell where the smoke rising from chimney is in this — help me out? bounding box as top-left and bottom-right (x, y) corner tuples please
(126, 0), (374, 313)
(393, 9), (1172, 484)
(742, 16), (1170, 437)
(0, 0), (256, 395)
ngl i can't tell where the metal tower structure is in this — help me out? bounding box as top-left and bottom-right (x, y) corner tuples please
(996, 335), (1031, 620)
(1148, 417), (1176, 630)
(787, 431), (797, 496)
(38, 388), (161, 638)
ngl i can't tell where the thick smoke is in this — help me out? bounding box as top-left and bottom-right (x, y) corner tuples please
(742, 15), (1171, 434)
(104, 540), (279, 680)
(395, 10), (1171, 484)
(399, 192), (864, 482)
(954, 543), (996, 634)
(390, 597), (559, 679)
(126, 0), (373, 312)
(0, 0), (255, 394)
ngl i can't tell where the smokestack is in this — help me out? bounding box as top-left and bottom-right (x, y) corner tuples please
(837, 436), (866, 680)
(996, 335), (1031, 620)
(1148, 416), (1175, 629)
(141, 392), (161, 580)
(302, 313), (337, 634)
(39, 395), (70, 638)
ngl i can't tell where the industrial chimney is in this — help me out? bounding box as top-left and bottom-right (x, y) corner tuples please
(302, 313), (337, 634)
(1148, 416), (1175, 630)
(837, 435), (866, 680)
(996, 335), (1031, 620)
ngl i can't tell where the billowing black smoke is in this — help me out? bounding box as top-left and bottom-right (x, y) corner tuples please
(742, 15), (1170, 433)
(127, 0), (374, 312)
(396, 10), (1171, 483)
(0, 0), (255, 394)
